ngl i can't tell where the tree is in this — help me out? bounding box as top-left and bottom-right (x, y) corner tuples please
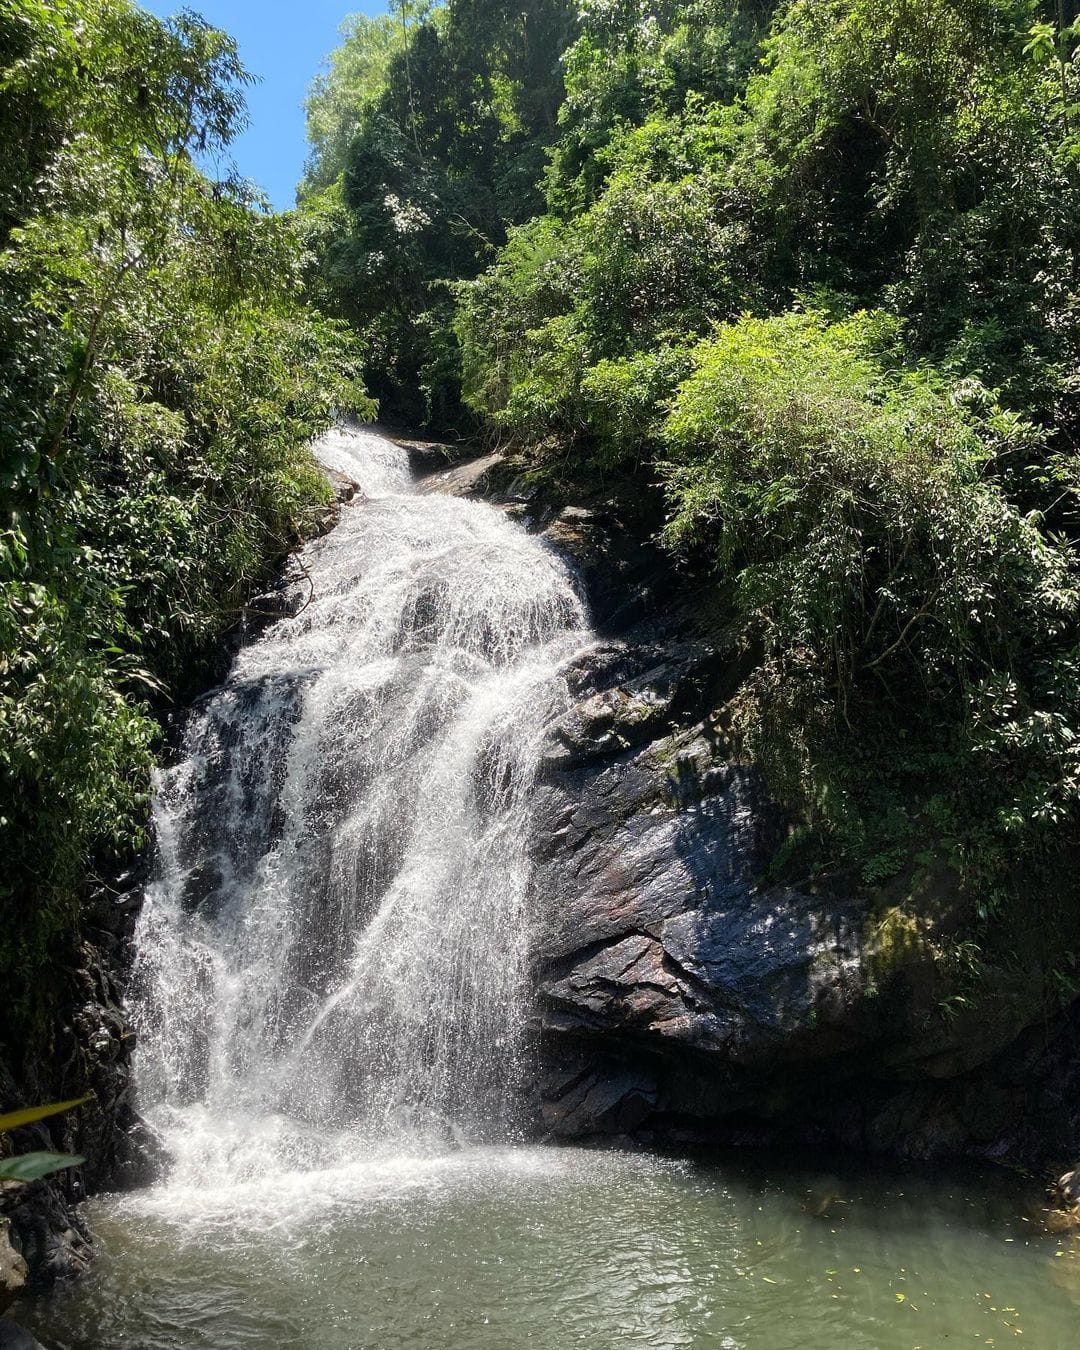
(0, 0), (366, 1042)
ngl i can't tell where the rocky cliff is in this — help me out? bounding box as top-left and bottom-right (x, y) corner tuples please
(0, 868), (151, 1304)
(418, 443), (1080, 1173)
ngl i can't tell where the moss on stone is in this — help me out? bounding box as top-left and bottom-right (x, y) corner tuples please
(864, 907), (931, 986)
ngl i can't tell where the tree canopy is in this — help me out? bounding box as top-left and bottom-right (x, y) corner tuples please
(303, 0), (1080, 952)
(0, 0), (367, 1039)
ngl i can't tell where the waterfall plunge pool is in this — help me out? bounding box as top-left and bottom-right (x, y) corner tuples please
(21, 1142), (1079, 1348)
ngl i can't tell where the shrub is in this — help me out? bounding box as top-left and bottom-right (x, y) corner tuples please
(662, 308), (1079, 877)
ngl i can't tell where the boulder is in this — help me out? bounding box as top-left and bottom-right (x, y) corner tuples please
(0, 1319), (48, 1350)
(0, 1222), (27, 1315)
(1056, 1168), (1080, 1208)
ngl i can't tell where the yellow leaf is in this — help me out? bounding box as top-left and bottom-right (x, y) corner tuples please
(0, 1097), (90, 1134)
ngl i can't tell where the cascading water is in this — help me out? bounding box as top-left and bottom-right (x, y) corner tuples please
(28, 428), (1080, 1350)
(129, 424), (591, 1193)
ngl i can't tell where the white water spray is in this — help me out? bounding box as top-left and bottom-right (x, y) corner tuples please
(130, 426), (590, 1195)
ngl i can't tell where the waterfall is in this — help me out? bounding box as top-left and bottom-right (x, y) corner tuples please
(129, 426), (590, 1190)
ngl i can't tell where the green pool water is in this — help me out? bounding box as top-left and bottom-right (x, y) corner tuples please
(19, 1144), (1079, 1349)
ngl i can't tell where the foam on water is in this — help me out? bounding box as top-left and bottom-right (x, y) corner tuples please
(128, 425), (591, 1210)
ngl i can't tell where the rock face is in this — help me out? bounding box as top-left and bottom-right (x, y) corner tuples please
(0, 1220), (28, 1314)
(1056, 1169), (1080, 1208)
(0, 867), (157, 1290)
(407, 451), (1080, 1170)
(516, 497), (1079, 1165)
(0, 1318), (48, 1350)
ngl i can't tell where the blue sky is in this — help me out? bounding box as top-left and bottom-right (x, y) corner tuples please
(140, 2), (387, 210)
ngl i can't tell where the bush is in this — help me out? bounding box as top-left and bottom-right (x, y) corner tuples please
(662, 307), (1080, 883)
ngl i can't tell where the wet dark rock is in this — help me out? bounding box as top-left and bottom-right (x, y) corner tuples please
(327, 469), (361, 504)
(499, 463), (1080, 1168)
(0, 1318), (47, 1350)
(541, 1060), (658, 1136)
(308, 470), (363, 539)
(0, 1221), (27, 1315)
(415, 449), (503, 497)
(1056, 1168), (1080, 1207)
(530, 700), (907, 1140)
(390, 430), (479, 474)
(538, 504), (668, 633)
(0, 1178), (90, 1294)
(544, 645), (725, 770)
(0, 870), (159, 1289)
(243, 581), (308, 627)
(529, 696), (1061, 1154)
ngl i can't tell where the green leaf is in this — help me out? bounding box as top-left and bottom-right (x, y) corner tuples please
(0, 1151), (86, 1183)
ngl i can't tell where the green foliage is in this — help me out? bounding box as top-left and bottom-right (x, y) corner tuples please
(0, 1099), (88, 1133)
(580, 345), (697, 470)
(662, 308), (1080, 880)
(456, 102), (745, 462)
(0, 0), (367, 1038)
(455, 215), (584, 422)
(0, 1098), (88, 1182)
(300, 0), (578, 428)
(302, 9), (420, 197)
(0, 1151), (86, 1183)
(442, 0), (1080, 922)
(549, 0), (777, 209)
(733, 0), (1079, 410)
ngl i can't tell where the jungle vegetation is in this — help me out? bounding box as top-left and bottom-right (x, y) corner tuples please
(2, 0), (1079, 1050)
(0, 0), (366, 1042)
(304, 0), (1080, 954)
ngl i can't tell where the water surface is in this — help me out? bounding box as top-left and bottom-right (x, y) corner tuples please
(24, 1145), (1079, 1349)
